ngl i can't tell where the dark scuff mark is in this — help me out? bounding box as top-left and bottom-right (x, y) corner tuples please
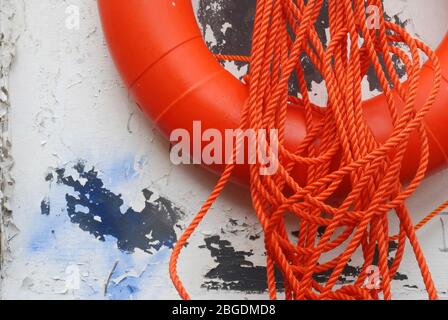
(220, 217), (262, 241)
(393, 272), (408, 281)
(387, 241), (409, 281)
(47, 161), (184, 254)
(276, 238), (409, 284)
(45, 172), (54, 182)
(403, 284), (418, 289)
(291, 226), (326, 239)
(200, 235), (284, 293)
(198, 0), (255, 73)
(40, 199), (50, 216)
(249, 234), (260, 241)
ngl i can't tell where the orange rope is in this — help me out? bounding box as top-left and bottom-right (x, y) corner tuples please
(170, 0), (444, 300)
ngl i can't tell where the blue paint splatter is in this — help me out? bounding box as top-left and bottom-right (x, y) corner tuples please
(49, 161), (184, 254)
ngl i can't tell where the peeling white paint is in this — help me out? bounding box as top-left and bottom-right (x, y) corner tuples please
(0, 0), (25, 298)
(0, 0), (447, 300)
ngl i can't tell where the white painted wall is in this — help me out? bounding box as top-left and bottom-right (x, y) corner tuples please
(0, 0), (447, 300)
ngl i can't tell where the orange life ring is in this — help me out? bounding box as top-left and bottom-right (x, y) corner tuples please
(98, 0), (448, 185)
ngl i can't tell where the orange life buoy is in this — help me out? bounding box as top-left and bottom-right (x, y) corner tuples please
(98, 0), (448, 185)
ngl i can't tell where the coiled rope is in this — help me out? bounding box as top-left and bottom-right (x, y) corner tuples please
(169, 0), (447, 300)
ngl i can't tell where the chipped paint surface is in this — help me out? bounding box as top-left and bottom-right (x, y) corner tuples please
(0, 0), (448, 299)
(0, 0), (25, 297)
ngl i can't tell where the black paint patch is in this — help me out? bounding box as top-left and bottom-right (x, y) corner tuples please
(40, 199), (50, 216)
(403, 284), (418, 289)
(200, 235), (284, 293)
(47, 161), (184, 254)
(45, 172), (54, 182)
(197, 0), (408, 93)
(249, 234), (261, 241)
(265, 238), (408, 284)
(291, 226), (326, 239)
(393, 272), (409, 281)
(197, 0), (255, 73)
(197, 0), (327, 92)
(387, 241), (409, 281)
(199, 235), (409, 291)
(365, 11), (409, 92)
(199, 235), (373, 292)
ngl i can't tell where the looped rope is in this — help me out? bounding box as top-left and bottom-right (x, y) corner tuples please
(170, 0), (447, 300)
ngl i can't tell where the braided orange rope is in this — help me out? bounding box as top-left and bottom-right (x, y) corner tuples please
(169, 0), (446, 300)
